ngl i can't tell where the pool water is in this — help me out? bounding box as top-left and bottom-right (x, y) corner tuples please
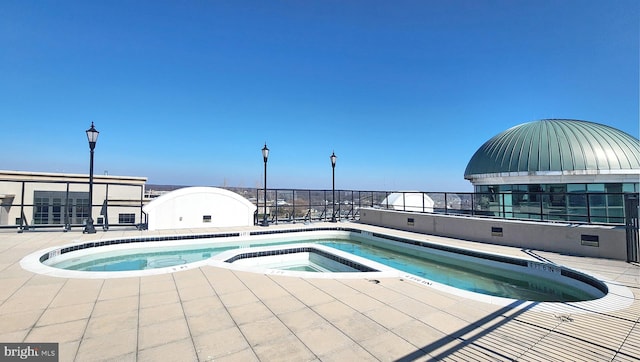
(53, 246), (238, 271)
(285, 265), (321, 272)
(322, 240), (594, 302)
(46, 237), (599, 302)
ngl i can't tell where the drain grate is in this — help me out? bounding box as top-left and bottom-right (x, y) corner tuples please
(554, 314), (574, 322)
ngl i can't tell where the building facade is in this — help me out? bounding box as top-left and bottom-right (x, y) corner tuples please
(0, 170), (147, 230)
(464, 119), (640, 223)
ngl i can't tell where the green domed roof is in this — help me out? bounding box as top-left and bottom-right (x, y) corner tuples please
(464, 119), (640, 178)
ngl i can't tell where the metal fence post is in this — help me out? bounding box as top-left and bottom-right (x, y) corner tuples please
(625, 193), (639, 262)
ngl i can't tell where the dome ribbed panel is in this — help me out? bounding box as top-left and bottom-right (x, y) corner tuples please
(552, 121), (574, 171)
(464, 119), (640, 177)
(527, 122), (540, 172)
(541, 121), (553, 171)
(515, 124), (533, 172)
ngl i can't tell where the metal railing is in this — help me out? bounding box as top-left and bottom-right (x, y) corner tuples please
(251, 189), (638, 226)
(0, 179), (146, 232)
(251, 189), (388, 224)
(2, 180), (636, 231)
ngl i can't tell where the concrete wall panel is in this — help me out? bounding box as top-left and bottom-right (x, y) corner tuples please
(359, 208), (626, 260)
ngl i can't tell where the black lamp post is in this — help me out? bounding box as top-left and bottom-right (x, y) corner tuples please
(261, 144), (269, 226)
(330, 151), (337, 222)
(83, 122), (99, 234)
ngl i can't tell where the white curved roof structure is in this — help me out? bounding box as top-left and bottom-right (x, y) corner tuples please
(143, 187), (256, 230)
(381, 192), (434, 212)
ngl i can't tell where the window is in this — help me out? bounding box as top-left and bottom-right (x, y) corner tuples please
(203, 215), (212, 223)
(622, 183), (637, 192)
(33, 191), (91, 226)
(605, 184), (622, 193)
(52, 198), (62, 224)
(34, 197), (49, 224)
(119, 213), (135, 224)
(567, 184), (586, 192)
(589, 194), (606, 207)
(76, 199), (89, 224)
(587, 183), (605, 192)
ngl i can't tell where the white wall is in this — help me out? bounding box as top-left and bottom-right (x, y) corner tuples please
(0, 170), (146, 227)
(143, 187), (256, 230)
(359, 208), (627, 260)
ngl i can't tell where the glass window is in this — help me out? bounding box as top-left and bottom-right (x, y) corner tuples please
(475, 186), (490, 193)
(549, 185), (566, 193)
(540, 194), (557, 221)
(52, 198), (62, 224)
(605, 183), (622, 193)
(528, 185), (543, 192)
(587, 183), (605, 192)
(567, 184), (586, 192)
(590, 216), (608, 223)
(474, 193), (495, 215)
(513, 185), (528, 192)
(33, 190), (90, 225)
(549, 192), (566, 207)
(608, 194), (623, 207)
(608, 208), (624, 218)
(76, 199), (89, 224)
(34, 197), (49, 224)
(567, 202), (588, 220)
(119, 213), (135, 224)
(568, 194), (587, 207)
(589, 194), (606, 207)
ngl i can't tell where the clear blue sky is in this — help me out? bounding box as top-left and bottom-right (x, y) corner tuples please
(1, 0), (638, 191)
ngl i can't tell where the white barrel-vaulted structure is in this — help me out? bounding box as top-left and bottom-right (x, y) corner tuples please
(143, 186), (256, 230)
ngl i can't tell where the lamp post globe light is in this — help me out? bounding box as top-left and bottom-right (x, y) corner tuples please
(83, 122), (99, 234)
(330, 151), (337, 223)
(261, 143), (269, 226)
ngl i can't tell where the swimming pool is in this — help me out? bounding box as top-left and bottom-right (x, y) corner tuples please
(22, 227), (616, 306)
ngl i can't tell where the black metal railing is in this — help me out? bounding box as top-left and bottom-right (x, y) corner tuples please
(2, 179), (636, 231)
(251, 189), (390, 224)
(250, 189), (638, 226)
(0, 178), (146, 232)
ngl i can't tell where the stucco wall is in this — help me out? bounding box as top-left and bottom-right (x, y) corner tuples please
(143, 187), (256, 230)
(359, 208), (627, 260)
(0, 170), (146, 227)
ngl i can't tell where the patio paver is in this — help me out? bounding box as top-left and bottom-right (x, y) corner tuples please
(0, 222), (638, 361)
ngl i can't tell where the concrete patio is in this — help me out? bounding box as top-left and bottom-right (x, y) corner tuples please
(0, 222), (638, 361)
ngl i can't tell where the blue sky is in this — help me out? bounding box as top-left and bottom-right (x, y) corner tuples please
(1, 0), (638, 191)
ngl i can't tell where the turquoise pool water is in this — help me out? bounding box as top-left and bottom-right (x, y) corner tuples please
(47, 237), (599, 302)
(322, 240), (594, 302)
(50, 240), (301, 272)
(53, 246), (237, 272)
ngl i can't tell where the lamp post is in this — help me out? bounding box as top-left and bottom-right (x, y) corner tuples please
(83, 122), (99, 234)
(330, 151), (337, 222)
(261, 144), (269, 226)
